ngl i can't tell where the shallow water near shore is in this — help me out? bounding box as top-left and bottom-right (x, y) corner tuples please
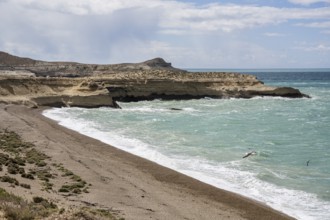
(43, 70), (330, 220)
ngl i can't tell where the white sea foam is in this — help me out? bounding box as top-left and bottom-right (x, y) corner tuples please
(176, 158), (330, 220)
(43, 106), (330, 220)
(250, 96), (294, 100)
(43, 108), (177, 169)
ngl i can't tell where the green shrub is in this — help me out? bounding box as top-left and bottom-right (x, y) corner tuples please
(62, 170), (74, 177)
(21, 173), (35, 180)
(33, 168), (53, 182)
(0, 153), (9, 165)
(26, 149), (48, 164)
(20, 183), (31, 189)
(58, 187), (70, 193)
(0, 175), (19, 185)
(42, 182), (53, 191)
(4, 206), (35, 220)
(18, 167), (25, 174)
(33, 196), (45, 203)
(14, 156), (26, 166)
(7, 163), (19, 174)
(37, 161), (47, 167)
(59, 181), (86, 194)
(59, 208), (65, 214)
(72, 188), (81, 194)
(32, 196), (57, 211)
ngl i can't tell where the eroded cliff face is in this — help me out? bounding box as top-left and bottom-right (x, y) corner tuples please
(101, 70), (307, 101)
(0, 76), (113, 108)
(0, 72), (307, 108)
(0, 51), (308, 108)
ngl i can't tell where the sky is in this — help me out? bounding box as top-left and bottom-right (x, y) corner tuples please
(0, 0), (330, 68)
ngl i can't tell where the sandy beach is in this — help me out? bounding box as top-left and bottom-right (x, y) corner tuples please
(0, 104), (294, 220)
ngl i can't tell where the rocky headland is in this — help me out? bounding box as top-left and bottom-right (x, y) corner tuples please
(0, 51), (308, 108)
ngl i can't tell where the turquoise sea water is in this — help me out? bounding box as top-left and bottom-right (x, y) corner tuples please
(43, 69), (330, 220)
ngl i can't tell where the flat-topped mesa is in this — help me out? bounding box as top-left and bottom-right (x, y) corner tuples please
(0, 51), (309, 108)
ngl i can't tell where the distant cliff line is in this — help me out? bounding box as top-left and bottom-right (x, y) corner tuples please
(0, 51), (184, 77)
(0, 51), (309, 108)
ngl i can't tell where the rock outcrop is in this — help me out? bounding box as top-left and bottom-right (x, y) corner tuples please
(103, 71), (308, 102)
(0, 51), (309, 108)
(0, 52), (182, 77)
(0, 77), (113, 108)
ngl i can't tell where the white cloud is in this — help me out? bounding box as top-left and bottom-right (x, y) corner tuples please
(8, 0), (330, 34)
(159, 4), (330, 34)
(264, 32), (286, 37)
(1, 0), (330, 67)
(297, 21), (330, 28)
(288, 0), (330, 5)
(14, 0), (150, 15)
(0, 0), (163, 63)
(294, 42), (330, 51)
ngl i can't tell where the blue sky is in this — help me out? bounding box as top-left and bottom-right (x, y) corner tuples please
(0, 0), (329, 68)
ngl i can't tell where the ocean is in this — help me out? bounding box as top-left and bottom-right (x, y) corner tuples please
(43, 69), (330, 220)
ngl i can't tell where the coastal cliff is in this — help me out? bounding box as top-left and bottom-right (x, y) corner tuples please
(0, 76), (114, 108)
(0, 51), (308, 108)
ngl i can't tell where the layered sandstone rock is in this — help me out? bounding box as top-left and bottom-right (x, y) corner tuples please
(0, 51), (308, 108)
(103, 71), (308, 101)
(0, 77), (113, 108)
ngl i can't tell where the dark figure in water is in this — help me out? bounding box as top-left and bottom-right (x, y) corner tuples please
(113, 100), (122, 109)
(170, 108), (182, 111)
(243, 151), (257, 158)
(306, 160), (310, 166)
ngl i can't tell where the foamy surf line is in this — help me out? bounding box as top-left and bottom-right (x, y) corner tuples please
(43, 108), (330, 220)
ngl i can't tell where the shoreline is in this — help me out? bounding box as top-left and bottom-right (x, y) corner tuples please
(0, 104), (295, 220)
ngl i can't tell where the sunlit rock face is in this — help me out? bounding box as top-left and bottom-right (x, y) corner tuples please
(0, 51), (309, 108)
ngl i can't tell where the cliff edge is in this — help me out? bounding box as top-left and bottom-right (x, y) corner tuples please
(0, 51), (309, 108)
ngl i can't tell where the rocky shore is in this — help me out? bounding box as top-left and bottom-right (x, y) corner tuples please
(0, 51), (308, 108)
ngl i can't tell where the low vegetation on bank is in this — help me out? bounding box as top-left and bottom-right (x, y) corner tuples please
(0, 129), (124, 220)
